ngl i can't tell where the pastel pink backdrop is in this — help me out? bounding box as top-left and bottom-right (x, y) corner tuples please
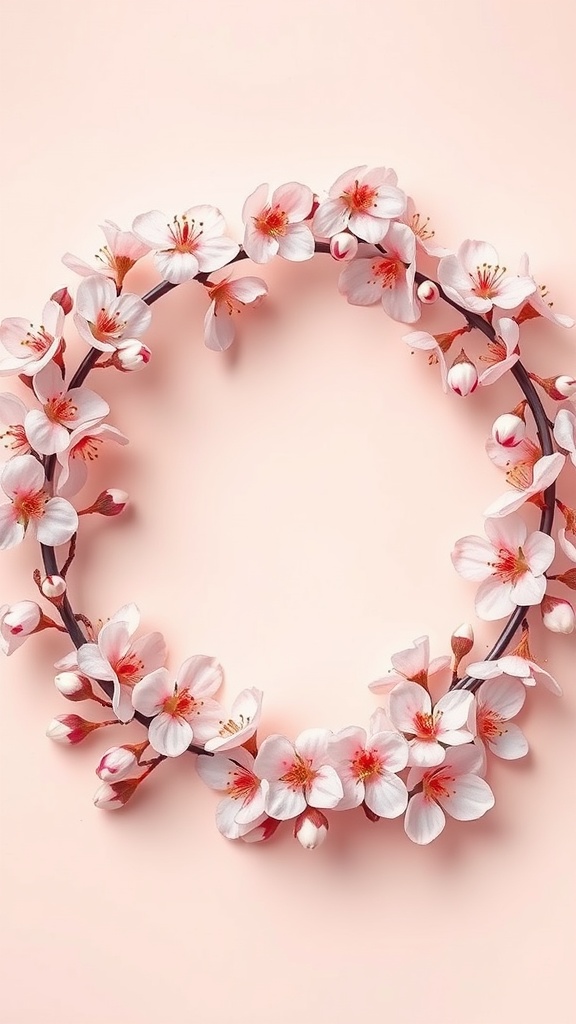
(1, 2), (575, 1022)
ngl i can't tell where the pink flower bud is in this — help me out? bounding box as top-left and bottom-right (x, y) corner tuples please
(46, 714), (102, 744)
(416, 280), (440, 304)
(555, 375), (576, 398)
(93, 778), (141, 810)
(294, 808), (329, 850)
(329, 232), (358, 261)
(79, 489), (129, 517)
(50, 287), (73, 315)
(541, 595), (576, 634)
(447, 351), (478, 397)
(40, 574), (67, 600)
(0, 601), (41, 655)
(240, 816), (282, 843)
(491, 413), (526, 447)
(96, 745), (139, 782)
(112, 340), (152, 373)
(54, 671), (95, 702)
(451, 622), (474, 659)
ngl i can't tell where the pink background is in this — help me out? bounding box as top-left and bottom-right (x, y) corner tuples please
(1, 2), (575, 1021)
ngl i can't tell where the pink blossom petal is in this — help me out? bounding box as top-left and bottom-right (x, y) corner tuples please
(348, 211), (388, 244)
(483, 454), (565, 518)
(363, 166), (398, 188)
(277, 222), (315, 262)
(204, 302), (235, 352)
(241, 184), (269, 224)
(477, 676), (526, 719)
(479, 355), (518, 387)
(113, 683), (135, 724)
(254, 734), (295, 782)
(558, 528), (576, 561)
(77, 642), (118, 683)
(311, 198), (349, 239)
(364, 773), (407, 818)
(329, 165), (368, 197)
(34, 497), (78, 546)
(381, 272), (420, 324)
(131, 668), (172, 716)
(189, 700), (226, 743)
(234, 783), (267, 826)
(176, 655), (223, 697)
(441, 744), (484, 775)
(307, 765), (343, 808)
(68, 388), (109, 427)
(370, 731), (409, 773)
(132, 210), (173, 248)
(24, 411), (70, 456)
(338, 258), (382, 306)
(487, 723), (528, 760)
(458, 240), (500, 272)
(108, 603), (140, 634)
(391, 635), (430, 679)
(436, 774), (495, 821)
(484, 513), (527, 552)
(371, 184), (406, 219)
(0, 505), (24, 549)
(554, 408), (576, 457)
(295, 727), (331, 764)
(521, 530), (555, 575)
(451, 535), (495, 582)
(196, 750), (251, 790)
(0, 392), (27, 426)
(492, 275), (536, 310)
(98, 620), (131, 667)
(475, 577), (516, 620)
(32, 362), (63, 404)
(368, 671), (408, 693)
(509, 571), (546, 607)
(404, 792), (446, 845)
(154, 250), (199, 284)
(270, 182), (313, 222)
(407, 739), (446, 768)
(434, 690), (473, 732)
(215, 795), (248, 839)
(389, 680), (431, 732)
(429, 655), (452, 676)
(130, 631), (167, 674)
(440, 727), (474, 746)
(75, 276), (117, 320)
(184, 205), (226, 234)
(196, 236), (239, 274)
(1, 454), (44, 499)
(227, 277), (268, 304)
(265, 781), (306, 820)
(148, 712), (193, 757)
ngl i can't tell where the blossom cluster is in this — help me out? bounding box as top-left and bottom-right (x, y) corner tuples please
(1, 165), (575, 851)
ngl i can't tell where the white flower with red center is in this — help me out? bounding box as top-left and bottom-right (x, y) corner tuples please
(404, 745), (495, 845)
(62, 221), (151, 289)
(203, 275), (268, 352)
(467, 625), (562, 696)
(55, 421), (128, 498)
(494, 254), (575, 330)
(483, 453), (565, 519)
(133, 205), (239, 285)
(401, 197), (451, 257)
(338, 224), (419, 324)
(472, 676), (528, 761)
(329, 725), (409, 817)
(485, 434), (543, 495)
(204, 687), (263, 753)
(0, 600), (41, 655)
(312, 165), (406, 244)
(132, 656), (225, 757)
(0, 393), (31, 455)
(0, 300), (64, 377)
(369, 634), (451, 694)
(0, 454), (78, 550)
(77, 603), (167, 723)
(438, 241), (536, 314)
(477, 318), (520, 387)
(74, 277), (152, 353)
(242, 182), (314, 264)
(195, 747), (268, 839)
(254, 729), (344, 820)
(387, 681), (474, 767)
(23, 362), (109, 457)
(451, 514), (555, 621)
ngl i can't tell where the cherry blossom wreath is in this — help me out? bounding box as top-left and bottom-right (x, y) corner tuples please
(1, 166), (576, 850)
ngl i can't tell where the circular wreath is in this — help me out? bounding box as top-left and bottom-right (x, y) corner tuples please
(1, 166), (575, 849)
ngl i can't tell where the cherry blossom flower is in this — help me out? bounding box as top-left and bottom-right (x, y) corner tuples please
(338, 225), (419, 323)
(369, 635), (450, 694)
(494, 254), (575, 330)
(254, 729), (343, 820)
(0, 454), (77, 550)
(204, 687), (263, 752)
(24, 362), (109, 456)
(438, 241), (535, 314)
(195, 747), (268, 839)
(387, 681), (473, 767)
(242, 182), (314, 264)
(133, 205), (239, 284)
(478, 318), (520, 387)
(0, 393), (31, 455)
(312, 165), (406, 244)
(472, 677), (528, 760)
(402, 331), (450, 390)
(401, 197), (451, 257)
(451, 514), (555, 620)
(62, 221), (151, 289)
(0, 299), (64, 377)
(485, 435), (542, 495)
(467, 625), (562, 696)
(132, 656), (224, 757)
(329, 725), (409, 817)
(483, 453), (565, 519)
(0, 600), (41, 655)
(404, 745), (494, 845)
(76, 603), (167, 723)
(55, 422), (128, 498)
(74, 277), (152, 353)
(203, 275), (268, 352)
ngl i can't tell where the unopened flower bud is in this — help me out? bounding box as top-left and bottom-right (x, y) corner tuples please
(491, 413), (526, 448)
(93, 778), (141, 810)
(529, 373), (576, 401)
(0, 600), (41, 655)
(240, 817), (282, 843)
(112, 340), (152, 373)
(416, 280), (440, 304)
(40, 574), (67, 600)
(541, 595), (576, 634)
(447, 351), (478, 397)
(294, 808), (329, 850)
(451, 622), (474, 665)
(79, 489), (129, 517)
(50, 287), (73, 315)
(555, 375), (576, 398)
(329, 232), (358, 261)
(46, 714), (102, 744)
(54, 671), (94, 701)
(96, 745), (140, 782)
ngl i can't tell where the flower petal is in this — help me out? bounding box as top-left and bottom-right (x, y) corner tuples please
(404, 792), (446, 845)
(436, 774), (495, 821)
(148, 712), (193, 757)
(35, 498), (78, 546)
(364, 772), (407, 818)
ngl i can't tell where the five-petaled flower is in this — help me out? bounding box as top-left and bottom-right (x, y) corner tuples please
(404, 744), (495, 845)
(203, 275), (268, 351)
(133, 205), (239, 284)
(338, 224), (420, 323)
(254, 729), (343, 820)
(329, 725), (409, 817)
(74, 276), (152, 353)
(451, 513), (555, 620)
(204, 687), (263, 753)
(0, 299), (64, 377)
(438, 241), (536, 314)
(467, 624), (562, 696)
(387, 681), (474, 767)
(195, 747), (268, 839)
(0, 454), (78, 550)
(132, 655), (224, 757)
(63, 221), (151, 289)
(242, 182), (314, 264)
(369, 634), (451, 694)
(312, 165), (406, 244)
(24, 362), (109, 456)
(471, 676), (528, 762)
(55, 421), (128, 497)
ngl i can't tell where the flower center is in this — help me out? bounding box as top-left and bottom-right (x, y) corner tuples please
(423, 770), (454, 801)
(493, 546), (529, 584)
(410, 212), (435, 241)
(0, 425), (29, 454)
(228, 767), (258, 802)
(478, 707), (504, 741)
(343, 181), (377, 213)
(163, 686), (197, 718)
(208, 282), (242, 316)
(470, 263), (506, 299)
(115, 653), (145, 687)
(351, 748), (382, 781)
(413, 711), (437, 739)
(45, 395), (77, 425)
(13, 488), (47, 523)
(254, 206), (289, 237)
(71, 435), (103, 462)
(280, 754), (315, 790)
(97, 248), (134, 287)
(93, 308), (126, 341)
(217, 713), (251, 738)
(22, 326), (52, 355)
(371, 257), (402, 289)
